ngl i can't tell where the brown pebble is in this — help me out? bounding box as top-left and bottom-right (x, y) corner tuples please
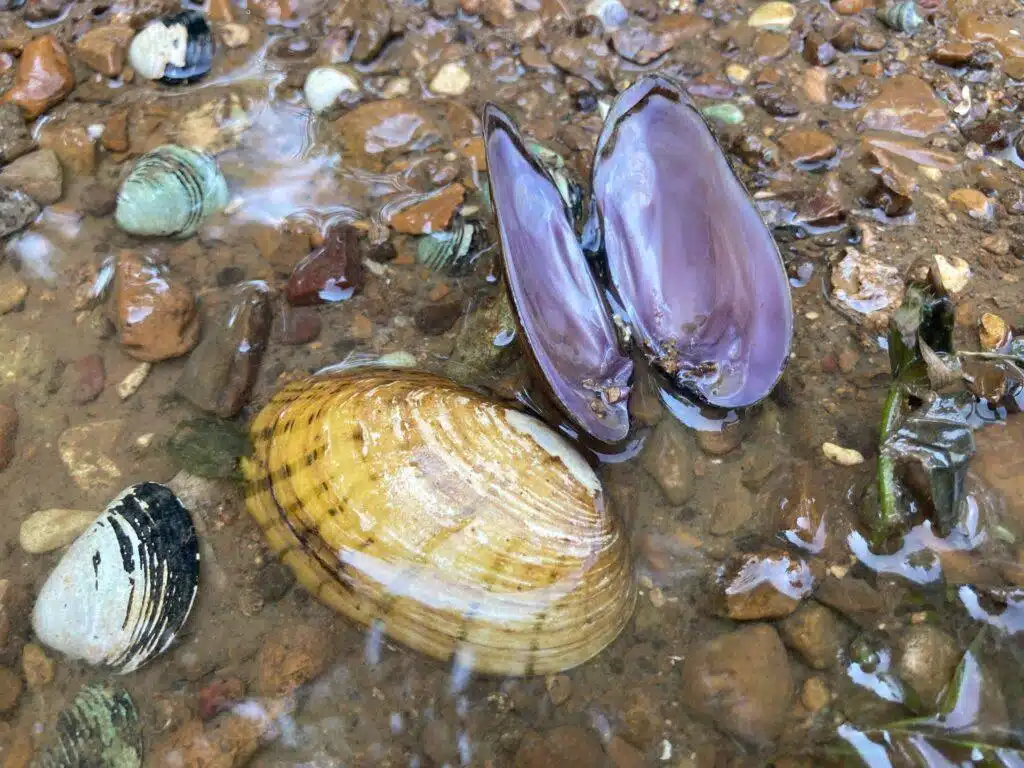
(606, 736), (645, 768)
(21, 643), (53, 689)
(68, 354), (105, 404)
(514, 726), (606, 768)
(102, 111), (129, 153)
(931, 41), (974, 67)
(801, 677), (830, 712)
(285, 224), (365, 306)
(831, 0), (864, 14)
(414, 300), (463, 335)
(74, 24), (134, 77)
(0, 666), (22, 712)
(803, 33), (836, 66)
(2, 35), (75, 119)
(349, 313), (374, 340)
(113, 253), (200, 362)
(388, 183), (466, 235)
(0, 405), (18, 472)
(948, 188), (992, 219)
(545, 673), (572, 706)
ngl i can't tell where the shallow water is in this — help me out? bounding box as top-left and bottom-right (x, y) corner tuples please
(0, 0), (1023, 765)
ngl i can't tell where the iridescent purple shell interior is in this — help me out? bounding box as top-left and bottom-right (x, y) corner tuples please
(592, 75), (793, 410)
(484, 105), (634, 445)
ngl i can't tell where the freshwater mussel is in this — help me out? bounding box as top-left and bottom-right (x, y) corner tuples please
(484, 105), (634, 444)
(128, 9), (215, 84)
(32, 683), (143, 768)
(242, 368), (636, 675)
(32, 483), (200, 674)
(484, 74), (793, 442)
(115, 145), (228, 238)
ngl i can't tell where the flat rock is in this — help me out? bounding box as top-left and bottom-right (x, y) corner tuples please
(67, 354), (105, 404)
(612, 19), (677, 65)
(57, 419), (123, 493)
(0, 187), (39, 239)
(514, 726), (607, 768)
(0, 149), (63, 206)
(177, 282), (272, 418)
(113, 253), (200, 362)
(0, 104), (34, 164)
(861, 74), (948, 138)
(815, 574), (884, 625)
(680, 624), (794, 747)
(1, 35), (74, 119)
(640, 419), (695, 505)
(709, 549), (815, 620)
(388, 183), (465, 235)
(779, 129), (838, 164)
(332, 99), (442, 171)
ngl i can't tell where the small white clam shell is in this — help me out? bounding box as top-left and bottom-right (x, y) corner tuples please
(31, 483), (200, 674)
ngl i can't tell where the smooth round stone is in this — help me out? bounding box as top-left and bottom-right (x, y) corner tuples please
(748, 1), (796, 30)
(20, 509), (98, 554)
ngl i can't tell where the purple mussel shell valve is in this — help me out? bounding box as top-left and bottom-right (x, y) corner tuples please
(483, 104), (634, 445)
(591, 74), (793, 409)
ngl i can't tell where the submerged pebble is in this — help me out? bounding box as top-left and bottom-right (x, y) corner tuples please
(0, 405), (18, 473)
(3, 35), (74, 120)
(19, 508), (98, 554)
(113, 253), (200, 362)
(177, 281), (271, 418)
(680, 625), (794, 747)
(285, 223), (365, 305)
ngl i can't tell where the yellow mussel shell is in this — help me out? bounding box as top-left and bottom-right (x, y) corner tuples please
(242, 369), (636, 675)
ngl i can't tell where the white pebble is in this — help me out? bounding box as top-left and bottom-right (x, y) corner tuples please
(304, 66), (360, 114)
(430, 62), (471, 96)
(822, 441), (864, 466)
(20, 508), (98, 554)
(128, 21), (188, 81)
(117, 362), (151, 400)
(219, 23), (251, 49)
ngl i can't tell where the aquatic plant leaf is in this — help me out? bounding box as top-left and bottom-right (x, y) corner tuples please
(882, 393), (975, 536)
(166, 417), (250, 478)
(484, 103), (633, 444)
(877, 287), (962, 541)
(591, 74), (792, 409)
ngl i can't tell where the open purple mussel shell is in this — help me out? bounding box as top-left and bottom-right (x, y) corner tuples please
(483, 74), (793, 443)
(592, 75), (793, 410)
(484, 105), (634, 445)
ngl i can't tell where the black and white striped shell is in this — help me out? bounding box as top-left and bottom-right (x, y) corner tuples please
(31, 683), (143, 768)
(31, 483), (200, 674)
(128, 9), (215, 84)
(115, 145), (228, 238)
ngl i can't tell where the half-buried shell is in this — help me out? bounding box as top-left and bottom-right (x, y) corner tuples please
(32, 683), (143, 768)
(591, 75), (793, 409)
(115, 145), (228, 238)
(242, 369), (635, 675)
(128, 9), (215, 84)
(484, 105), (633, 445)
(31, 483), (200, 674)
